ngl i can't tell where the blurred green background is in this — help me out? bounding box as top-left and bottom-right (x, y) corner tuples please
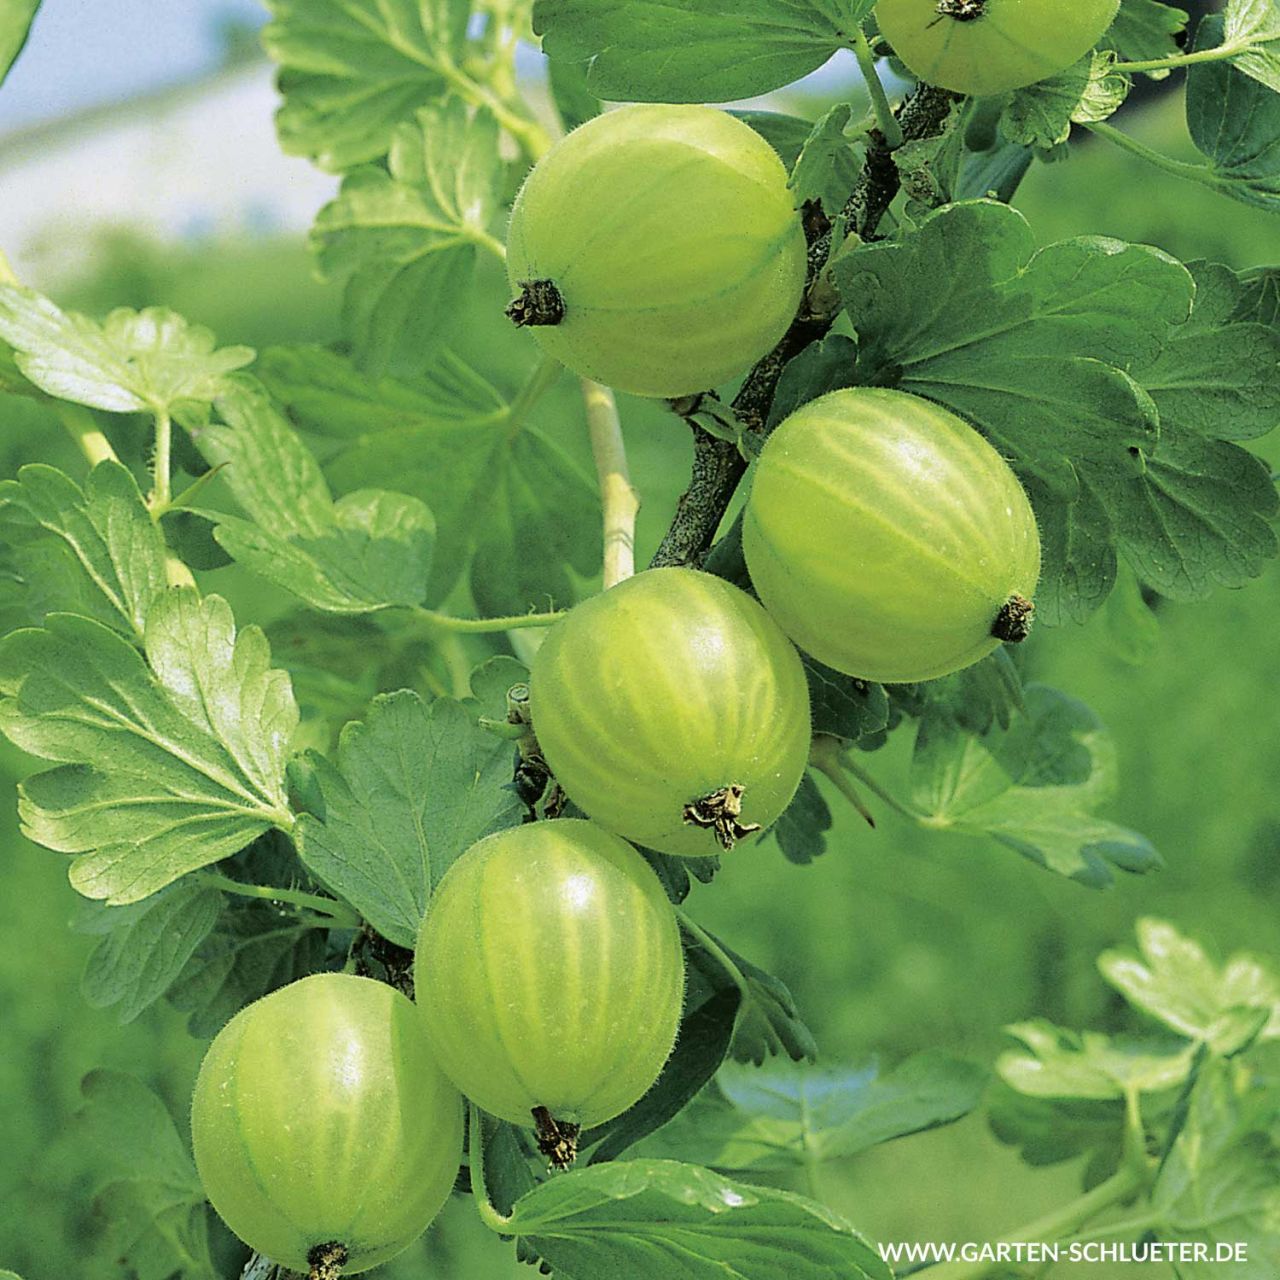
(1, 90), (1277, 1279)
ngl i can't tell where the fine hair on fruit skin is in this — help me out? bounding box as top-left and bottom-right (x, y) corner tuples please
(505, 103), (808, 398)
(743, 387), (1041, 684)
(874, 0), (1122, 97)
(529, 567), (812, 858)
(415, 820), (685, 1160)
(190, 973), (463, 1276)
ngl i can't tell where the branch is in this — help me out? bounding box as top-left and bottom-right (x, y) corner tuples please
(582, 378), (639, 588)
(649, 84), (957, 571)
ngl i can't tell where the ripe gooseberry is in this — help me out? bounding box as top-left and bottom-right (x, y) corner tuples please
(414, 819), (684, 1164)
(742, 388), (1041, 684)
(191, 974), (463, 1277)
(875, 0), (1121, 97)
(530, 568), (811, 857)
(505, 104), (807, 398)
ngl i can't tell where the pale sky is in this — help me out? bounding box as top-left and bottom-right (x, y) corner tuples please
(0, 0), (266, 129)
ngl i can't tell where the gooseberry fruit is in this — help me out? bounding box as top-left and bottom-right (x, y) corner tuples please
(191, 973), (463, 1276)
(414, 819), (684, 1163)
(875, 0), (1121, 97)
(505, 103), (807, 398)
(530, 567), (811, 857)
(742, 388), (1041, 684)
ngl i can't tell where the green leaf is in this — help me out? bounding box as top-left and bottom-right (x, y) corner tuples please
(805, 656), (889, 743)
(0, 0), (39, 86)
(0, 288), (252, 420)
(193, 382), (436, 615)
(908, 684), (1161, 887)
(257, 345), (599, 614)
(0, 462), (167, 642)
(75, 1070), (218, 1280)
(263, 0), (475, 171)
(1152, 1059), (1280, 1276)
(790, 104), (864, 216)
(585, 987), (741, 1165)
(548, 56), (601, 132)
(504, 1159), (893, 1280)
(1221, 0), (1280, 94)
(987, 1081), (1128, 1170)
(734, 111), (822, 169)
(637, 1052), (986, 1171)
(771, 772), (834, 865)
(532, 0), (875, 103)
(167, 900), (325, 1039)
(835, 200), (1278, 621)
(1099, 918), (1280, 1053)
(0, 591), (297, 904)
(891, 648), (1025, 737)
(998, 1019), (1195, 1100)
(1102, 566), (1161, 665)
(294, 691), (524, 948)
(312, 100), (504, 377)
(1105, 0), (1189, 72)
(74, 880), (224, 1023)
(1188, 15), (1280, 210)
(686, 926), (818, 1065)
(1002, 57), (1099, 149)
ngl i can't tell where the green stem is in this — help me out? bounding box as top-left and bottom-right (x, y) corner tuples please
(198, 870), (361, 928)
(151, 408), (172, 512)
(506, 354), (563, 436)
(851, 28), (904, 149)
(918, 1167), (1144, 1280)
(1083, 122), (1231, 195)
(0, 248), (16, 285)
(474, 228), (509, 263)
(413, 606), (565, 634)
(470, 1102), (516, 1233)
(439, 57), (551, 160)
(1111, 40), (1254, 76)
(676, 908), (782, 1055)
(832, 750), (919, 823)
(57, 404), (119, 467)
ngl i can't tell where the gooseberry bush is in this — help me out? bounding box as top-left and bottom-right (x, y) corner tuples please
(1, 0), (1279, 1278)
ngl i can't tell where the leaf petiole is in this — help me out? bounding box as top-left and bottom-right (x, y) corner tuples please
(851, 28), (904, 149)
(469, 1102), (517, 1233)
(197, 870), (362, 929)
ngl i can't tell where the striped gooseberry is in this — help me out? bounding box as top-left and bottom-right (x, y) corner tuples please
(530, 568), (811, 858)
(191, 974), (463, 1277)
(875, 0), (1121, 97)
(505, 104), (807, 398)
(743, 388), (1041, 684)
(414, 820), (684, 1164)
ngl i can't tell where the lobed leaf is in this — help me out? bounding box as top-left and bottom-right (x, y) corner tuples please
(998, 1020), (1195, 1100)
(75, 1070), (217, 1280)
(193, 381), (437, 615)
(1187, 16), (1280, 210)
(311, 100), (504, 375)
(504, 1158), (892, 1280)
(636, 1052), (986, 1171)
(1221, 0), (1280, 95)
(0, 591), (297, 903)
(0, 287), (251, 421)
(1105, 0), (1190, 71)
(1099, 918), (1280, 1052)
(74, 880), (224, 1023)
(909, 684), (1160, 887)
(0, 461), (167, 641)
(258, 345), (599, 614)
(1152, 1059), (1280, 1277)
(294, 691), (525, 948)
(533, 0), (875, 104)
(262, 0), (474, 171)
(837, 201), (1279, 620)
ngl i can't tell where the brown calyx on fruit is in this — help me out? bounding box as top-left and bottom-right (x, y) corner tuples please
(683, 784), (762, 851)
(506, 279), (566, 327)
(533, 1106), (581, 1170)
(308, 1241), (349, 1280)
(992, 594), (1036, 644)
(936, 0), (987, 20)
